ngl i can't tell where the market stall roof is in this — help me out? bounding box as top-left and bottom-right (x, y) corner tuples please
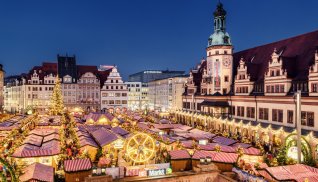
(158, 119), (171, 124)
(29, 128), (59, 137)
(192, 150), (238, 163)
(243, 147), (261, 156)
(198, 143), (236, 153)
(91, 127), (119, 147)
(20, 163), (54, 182)
(111, 126), (129, 136)
(176, 125), (193, 131)
(81, 125), (112, 133)
(213, 136), (237, 146)
(169, 150), (191, 160)
(79, 135), (99, 148)
(12, 140), (61, 158)
(189, 129), (216, 139)
(261, 164), (318, 182)
(181, 140), (195, 149)
(137, 122), (150, 130)
(64, 158), (92, 172)
(231, 143), (251, 149)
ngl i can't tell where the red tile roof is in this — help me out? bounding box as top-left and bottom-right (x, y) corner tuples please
(64, 158), (92, 172)
(233, 30), (318, 82)
(20, 163), (54, 182)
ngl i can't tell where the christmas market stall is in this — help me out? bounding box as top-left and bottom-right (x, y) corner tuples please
(19, 162), (54, 182)
(84, 112), (120, 126)
(36, 115), (62, 128)
(192, 150), (238, 172)
(258, 164), (318, 182)
(90, 127), (124, 166)
(76, 128), (99, 161)
(169, 150), (192, 172)
(11, 128), (61, 169)
(64, 158), (93, 182)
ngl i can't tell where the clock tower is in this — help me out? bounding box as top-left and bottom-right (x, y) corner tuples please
(206, 2), (233, 95)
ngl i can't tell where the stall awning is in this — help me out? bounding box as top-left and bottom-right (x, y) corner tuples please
(200, 101), (230, 107)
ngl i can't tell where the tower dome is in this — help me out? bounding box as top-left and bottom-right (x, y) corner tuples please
(207, 2), (232, 47)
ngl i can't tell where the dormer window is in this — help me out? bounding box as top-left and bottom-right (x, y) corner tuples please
(276, 70), (280, 76)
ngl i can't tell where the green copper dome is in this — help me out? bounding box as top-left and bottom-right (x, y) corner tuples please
(207, 2), (232, 47)
(208, 31), (231, 47)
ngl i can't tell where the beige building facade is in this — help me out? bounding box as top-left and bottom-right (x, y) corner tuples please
(148, 76), (187, 112)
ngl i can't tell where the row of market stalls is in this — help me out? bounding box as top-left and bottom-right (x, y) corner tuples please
(2, 110), (318, 181)
(175, 110), (318, 163)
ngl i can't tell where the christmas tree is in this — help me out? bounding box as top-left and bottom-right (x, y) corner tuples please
(49, 76), (64, 115)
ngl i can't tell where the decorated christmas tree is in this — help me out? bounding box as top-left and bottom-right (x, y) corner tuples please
(49, 76), (64, 116)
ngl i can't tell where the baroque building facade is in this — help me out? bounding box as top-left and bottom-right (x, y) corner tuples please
(177, 3), (318, 160)
(3, 56), (127, 113)
(100, 67), (128, 113)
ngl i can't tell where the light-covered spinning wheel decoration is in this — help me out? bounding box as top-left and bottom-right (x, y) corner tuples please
(126, 132), (156, 163)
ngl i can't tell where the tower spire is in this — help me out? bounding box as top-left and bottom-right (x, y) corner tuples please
(207, 2), (231, 47)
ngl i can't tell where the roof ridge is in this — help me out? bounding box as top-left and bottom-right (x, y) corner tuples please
(236, 29), (318, 54)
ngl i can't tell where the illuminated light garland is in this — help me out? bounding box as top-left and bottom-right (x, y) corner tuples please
(49, 76), (64, 116)
(126, 133), (156, 164)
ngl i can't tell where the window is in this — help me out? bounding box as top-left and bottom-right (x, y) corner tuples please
(287, 110), (294, 124)
(224, 50), (228, 55)
(272, 109), (283, 122)
(259, 108), (269, 120)
(223, 88), (227, 94)
(280, 85), (285, 93)
(224, 76), (229, 82)
(237, 106), (244, 117)
(216, 51), (219, 55)
(122, 93), (127, 97)
(122, 100), (127, 104)
(301, 111), (315, 127)
(115, 100), (121, 104)
(247, 107), (255, 118)
(275, 85), (280, 93)
(109, 100), (114, 104)
(115, 93), (121, 97)
(312, 83), (318, 93)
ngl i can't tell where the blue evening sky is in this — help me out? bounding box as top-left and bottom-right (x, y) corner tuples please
(0, 0), (317, 80)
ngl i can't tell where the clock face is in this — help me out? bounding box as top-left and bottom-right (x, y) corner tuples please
(223, 58), (231, 68)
